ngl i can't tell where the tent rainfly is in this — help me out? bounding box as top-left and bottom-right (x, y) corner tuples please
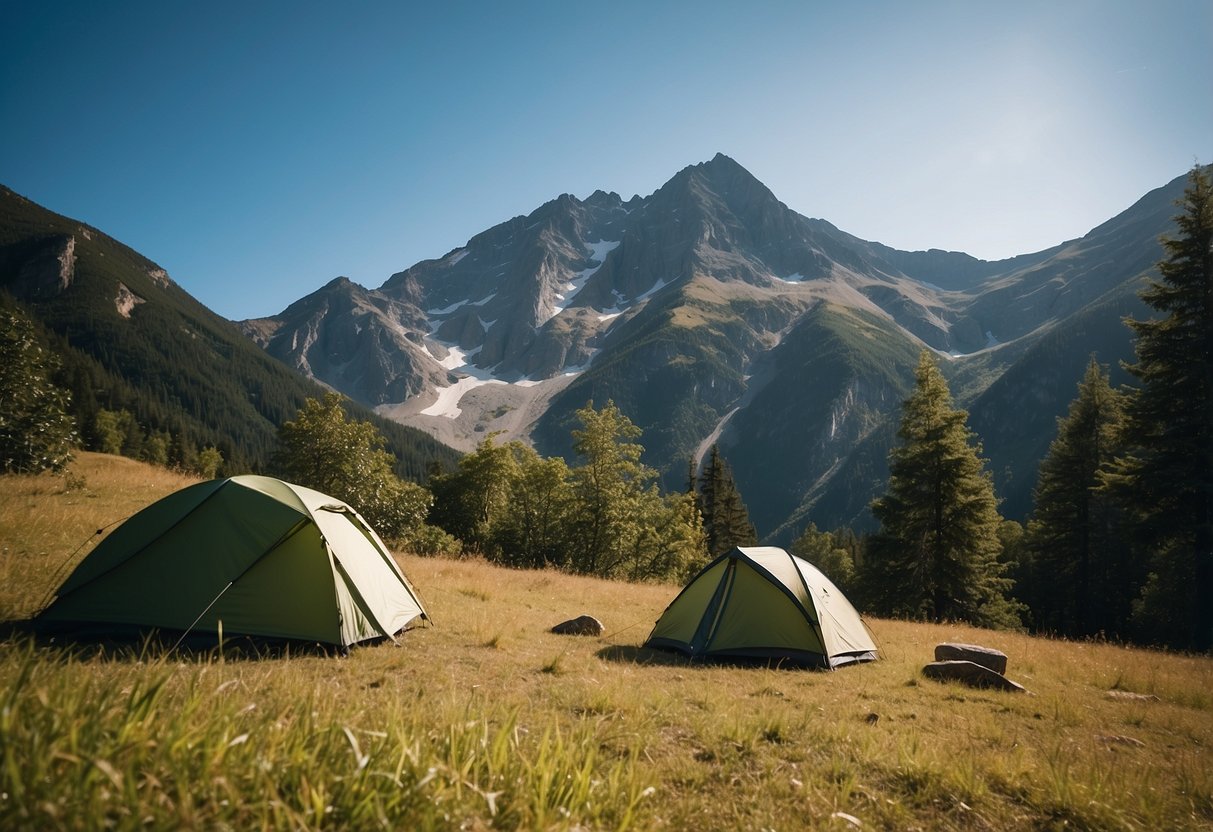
(34, 476), (428, 648)
(645, 546), (877, 668)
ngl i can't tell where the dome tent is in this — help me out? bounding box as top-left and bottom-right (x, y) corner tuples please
(34, 476), (428, 648)
(645, 546), (876, 669)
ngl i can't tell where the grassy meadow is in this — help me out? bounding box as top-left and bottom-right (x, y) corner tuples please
(2, 453), (1212, 830)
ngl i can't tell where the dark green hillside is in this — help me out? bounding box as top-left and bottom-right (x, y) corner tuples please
(0, 185), (459, 479)
(727, 303), (920, 536)
(969, 281), (1147, 521)
(768, 284), (1148, 542)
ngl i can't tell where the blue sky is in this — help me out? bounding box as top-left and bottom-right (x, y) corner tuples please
(2, 1), (1210, 319)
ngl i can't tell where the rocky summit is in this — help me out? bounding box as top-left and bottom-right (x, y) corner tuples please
(239, 155), (1191, 539)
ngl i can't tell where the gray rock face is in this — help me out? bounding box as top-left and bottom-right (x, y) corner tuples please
(551, 615), (604, 636)
(922, 660), (1029, 694)
(9, 234), (75, 300)
(240, 277), (447, 404)
(934, 642), (1008, 675)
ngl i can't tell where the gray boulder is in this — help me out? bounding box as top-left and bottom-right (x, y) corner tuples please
(934, 642), (1008, 674)
(551, 615), (604, 636)
(922, 660), (1029, 694)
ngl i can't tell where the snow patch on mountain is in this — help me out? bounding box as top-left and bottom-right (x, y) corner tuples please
(418, 343), (511, 418)
(426, 292), (496, 317)
(427, 299), (467, 316)
(632, 277), (668, 303)
(540, 239), (620, 325)
(420, 373), (506, 417)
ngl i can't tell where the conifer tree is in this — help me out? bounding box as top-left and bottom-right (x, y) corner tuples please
(698, 444), (757, 556)
(1111, 166), (1213, 649)
(1023, 358), (1131, 636)
(868, 351), (1020, 628)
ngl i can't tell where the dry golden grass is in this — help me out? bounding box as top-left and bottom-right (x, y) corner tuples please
(0, 453), (200, 619)
(2, 453), (1212, 830)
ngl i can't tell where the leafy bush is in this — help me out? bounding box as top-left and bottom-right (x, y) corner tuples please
(0, 301), (76, 473)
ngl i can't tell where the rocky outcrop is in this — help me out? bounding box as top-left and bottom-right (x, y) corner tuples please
(9, 235), (75, 300)
(114, 282), (145, 318)
(146, 267), (171, 288)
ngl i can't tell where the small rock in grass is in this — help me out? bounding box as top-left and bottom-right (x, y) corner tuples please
(934, 642), (1008, 674)
(551, 615), (604, 636)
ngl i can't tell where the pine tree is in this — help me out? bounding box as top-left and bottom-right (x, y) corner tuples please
(868, 351), (1020, 628)
(1111, 166), (1213, 649)
(0, 302), (76, 473)
(1023, 358), (1131, 636)
(698, 444), (757, 556)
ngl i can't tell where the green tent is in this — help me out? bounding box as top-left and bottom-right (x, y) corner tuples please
(34, 476), (428, 648)
(645, 546), (876, 668)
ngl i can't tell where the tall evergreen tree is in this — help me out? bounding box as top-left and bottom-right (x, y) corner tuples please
(867, 351), (1020, 628)
(698, 444), (757, 556)
(1023, 358), (1131, 636)
(1110, 166), (1213, 650)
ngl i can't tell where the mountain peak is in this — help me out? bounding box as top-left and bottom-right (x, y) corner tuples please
(706, 151), (741, 168)
(325, 276), (356, 290)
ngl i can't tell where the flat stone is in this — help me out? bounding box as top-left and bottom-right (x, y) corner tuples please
(551, 615), (604, 636)
(922, 660), (1028, 693)
(934, 642), (1008, 674)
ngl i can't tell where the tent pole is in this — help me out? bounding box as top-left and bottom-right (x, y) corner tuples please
(168, 580), (234, 653)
